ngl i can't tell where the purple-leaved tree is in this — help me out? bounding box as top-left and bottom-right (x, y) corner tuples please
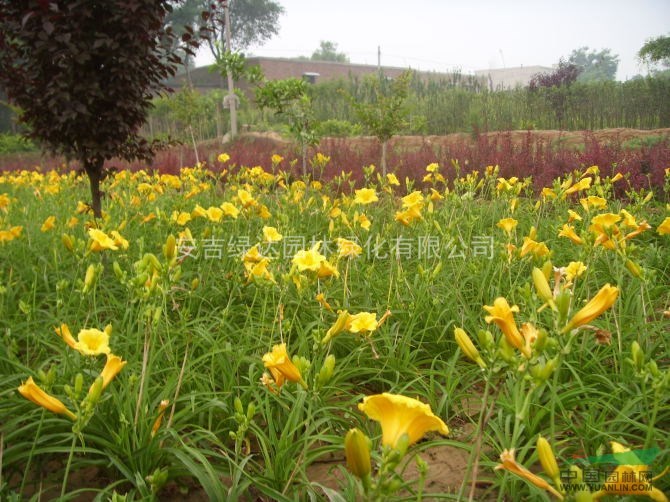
(0, 0), (211, 217)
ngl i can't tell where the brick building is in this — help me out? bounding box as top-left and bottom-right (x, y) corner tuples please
(166, 56), (482, 93)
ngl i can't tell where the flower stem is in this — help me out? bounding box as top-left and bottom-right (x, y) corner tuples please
(60, 434), (77, 499)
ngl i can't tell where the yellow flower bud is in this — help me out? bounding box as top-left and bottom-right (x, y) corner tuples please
(164, 234), (176, 262)
(454, 327), (486, 368)
(631, 341), (645, 371)
(624, 259), (643, 279)
(536, 436), (560, 481)
(344, 428), (372, 480)
(62, 233), (74, 252)
(82, 264), (98, 293)
(532, 267), (554, 304)
(561, 284), (619, 333)
(322, 310), (351, 344)
(316, 354), (336, 387)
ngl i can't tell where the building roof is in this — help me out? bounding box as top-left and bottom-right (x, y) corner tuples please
(166, 56), (484, 92)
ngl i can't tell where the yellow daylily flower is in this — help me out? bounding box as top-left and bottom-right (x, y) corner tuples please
(430, 188), (444, 201)
(316, 259), (340, 279)
(520, 236), (550, 258)
(191, 204), (208, 219)
(171, 211), (192, 226)
(244, 258), (275, 283)
(55, 323), (77, 349)
(386, 173), (400, 186)
(336, 237), (362, 258)
(18, 377), (77, 420)
(541, 187), (557, 200)
(292, 242), (326, 272)
(620, 209), (638, 228)
(0, 193), (9, 210)
(348, 312), (378, 334)
(110, 230), (128, 250)
(567, 209), (582, 222)
(394, 204), (423, 226)
(592, 442), (668, 502)
(495, 448), (563, 500)
(220, 202), (240, 219)
(657, 216), (670, 235)
(41, 216), (56, 232)
(558, 224), (583, 245)
(262, 226), (282, 243)
(206, 206), (224, 222)
(88, 228), (118, 251)
(497, 217), (518, 235)
(562, 284), (619, 333)
(358, 393), (449, 449)
(73, 325), (113, 356)
(520, 322), (539, 357)
(591, 212), (621, 229)
(401, 191), (424, 208)
(564, 261), (587, 282)
(358, 213), (371, 230)
(98, 353), (127, 389)
(0, 226), (22, 243)
(242, 244), (264, 264)
(624, 221), (651, 240)
(484, 297), (529, 357)
(354, 188), (378, 205)
(564, 176), (591, 196)
(237, 189), (256, 208)
(262, 343), (307, 389)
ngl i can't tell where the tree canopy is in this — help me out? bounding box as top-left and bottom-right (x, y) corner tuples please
(311, 41), (349, 63)
(638, 34), (670, 73)
(169, 0), (284, 60)
(529, 59), (581, 89)
(0, 0), (208, 216)
(567, 46), (619, 82)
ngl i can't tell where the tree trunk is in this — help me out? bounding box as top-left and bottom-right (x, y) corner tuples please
(84, 158), (103, 219)
(189, 124), (200, 166)
(301, 143), (307, 177)
(381, 140), (388, 176)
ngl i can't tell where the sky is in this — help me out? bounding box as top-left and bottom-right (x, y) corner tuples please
(195, 0), (670, 81)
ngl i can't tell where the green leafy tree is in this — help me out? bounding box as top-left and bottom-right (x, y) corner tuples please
(171, 0), (283, 59)
(311, 40), (349, 63)
(349, 71), (411, 175)
(638, 34), (670, 74)
(255, 78), (321, 176)
(568, 46), (619, 82)
(0, 0), (207, 217)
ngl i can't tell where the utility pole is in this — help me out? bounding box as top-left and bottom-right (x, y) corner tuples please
(377, 45), (381, 75)
(223, 0), (237, 139)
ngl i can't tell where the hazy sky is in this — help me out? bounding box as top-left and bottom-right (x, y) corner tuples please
(196, 0), (670, 81)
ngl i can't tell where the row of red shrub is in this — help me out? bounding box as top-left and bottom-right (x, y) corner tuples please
(2, 131), (668, 197)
